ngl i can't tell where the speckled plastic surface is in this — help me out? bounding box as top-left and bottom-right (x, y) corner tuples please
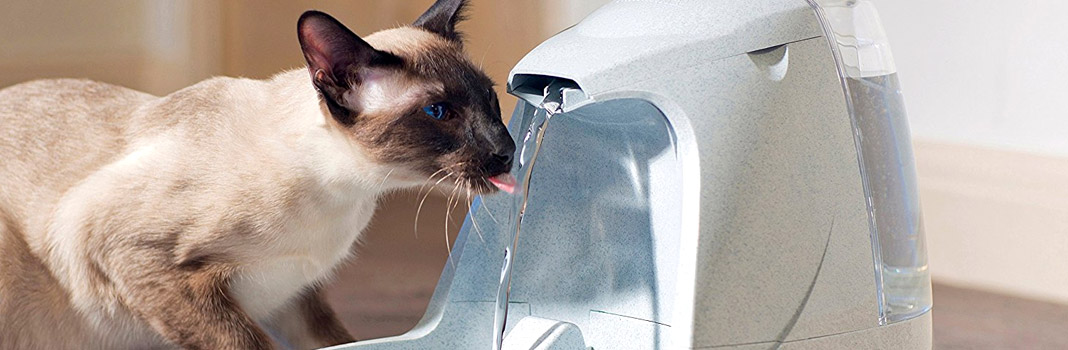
(327, 0), (931, 349)
(500, 317), (586, 350)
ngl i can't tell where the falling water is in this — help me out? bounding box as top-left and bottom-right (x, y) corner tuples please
(491, 86), (565, 350)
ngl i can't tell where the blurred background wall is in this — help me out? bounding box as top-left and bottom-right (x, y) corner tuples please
(874, 0), (1068, 306)
(2, 0), (1067, 342)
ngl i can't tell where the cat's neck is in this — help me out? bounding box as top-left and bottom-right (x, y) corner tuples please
(266, 69), (409, 202)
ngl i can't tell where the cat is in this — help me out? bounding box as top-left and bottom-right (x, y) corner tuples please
(0, 0), (515, 349)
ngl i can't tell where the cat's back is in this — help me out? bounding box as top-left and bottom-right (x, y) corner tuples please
(0, 79), (162, 348)
(0, 79), (155, 217)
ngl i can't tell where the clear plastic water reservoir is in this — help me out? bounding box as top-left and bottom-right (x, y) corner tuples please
(807, 0), (933, 324)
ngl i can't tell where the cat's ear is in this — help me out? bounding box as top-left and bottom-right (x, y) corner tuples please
(298, 10), (400, 122)
(413, 0), (468, 43)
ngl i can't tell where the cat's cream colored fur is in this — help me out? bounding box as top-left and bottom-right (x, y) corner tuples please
(0, 24), (483, 349)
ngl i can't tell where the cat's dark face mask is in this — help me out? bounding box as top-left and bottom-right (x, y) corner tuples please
(297, 1), (515, 194)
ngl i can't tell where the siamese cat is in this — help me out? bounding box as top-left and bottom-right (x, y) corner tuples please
(0, 0), (516, 349)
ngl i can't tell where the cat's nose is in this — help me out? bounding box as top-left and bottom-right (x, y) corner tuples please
(492, 151), (513, 169)
(481, 122), (515, 171)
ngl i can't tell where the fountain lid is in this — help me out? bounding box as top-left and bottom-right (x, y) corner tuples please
(509, 0), (822, 98)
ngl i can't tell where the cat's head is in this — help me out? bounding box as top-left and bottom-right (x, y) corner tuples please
(297, 0), (514, 194)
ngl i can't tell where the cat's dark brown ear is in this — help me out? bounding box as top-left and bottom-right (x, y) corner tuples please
(413, 0), (468, 42)
(298, 10), (400, 123)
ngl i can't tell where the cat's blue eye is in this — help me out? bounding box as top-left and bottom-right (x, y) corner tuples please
(422, 103), (448, 120)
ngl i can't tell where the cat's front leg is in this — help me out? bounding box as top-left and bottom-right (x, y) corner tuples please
(266, 287), (355, 349)
(106, 249), (276, 350)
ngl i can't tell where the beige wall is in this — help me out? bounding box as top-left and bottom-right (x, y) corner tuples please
(0, 1), (221, 95)
(915, 141), (1068, 305)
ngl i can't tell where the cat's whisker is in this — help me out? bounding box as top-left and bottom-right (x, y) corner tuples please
(478, 43), (494, 71)
(481, 193), (501, 225)
(466, 186), (487, 244)
(414, 168), (453, 235)
(443, 177), (463, 268)
(418, 162), (465, 192)
(414, 172), (453, 238)
(444, 178), (455, 238)
(453, 178), (468, 212)
(375, 168), (396, 192)
(471, 177), (507, 225)
(456, 179), (471, 226)
(418, 168), (451, 195)
(413, 163), (465, 238)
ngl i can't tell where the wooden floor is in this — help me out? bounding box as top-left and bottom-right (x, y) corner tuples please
(323, 194), (1068, 348)
(931, 283), (1068, 349)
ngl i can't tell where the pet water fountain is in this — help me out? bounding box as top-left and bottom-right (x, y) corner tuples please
(331, 0), (932, 348)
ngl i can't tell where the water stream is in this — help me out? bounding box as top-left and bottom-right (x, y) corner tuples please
(491, 88), (564, 350)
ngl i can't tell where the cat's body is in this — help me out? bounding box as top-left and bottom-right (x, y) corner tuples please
(0, 1), (514, 349)
(0, 71), (367, 349)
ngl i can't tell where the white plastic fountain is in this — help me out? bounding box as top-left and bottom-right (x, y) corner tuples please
(330, 0), (932, 348)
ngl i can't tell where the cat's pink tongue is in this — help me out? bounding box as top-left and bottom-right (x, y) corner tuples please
(488, 173), (516, 194)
